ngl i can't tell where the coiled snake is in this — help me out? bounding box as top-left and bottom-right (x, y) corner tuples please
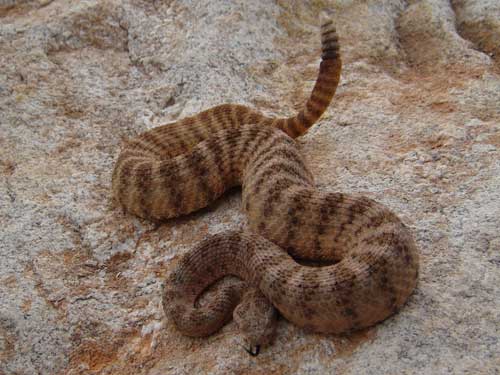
(112, 19), (419, 355)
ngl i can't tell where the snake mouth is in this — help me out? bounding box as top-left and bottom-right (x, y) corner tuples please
(243, 344), (261, 357)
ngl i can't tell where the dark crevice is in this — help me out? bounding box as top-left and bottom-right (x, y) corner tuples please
(393, 0), (412, 71)
(450, 0), (499, 64)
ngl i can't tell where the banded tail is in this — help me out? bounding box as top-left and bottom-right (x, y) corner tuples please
(273, 19), (342, 138)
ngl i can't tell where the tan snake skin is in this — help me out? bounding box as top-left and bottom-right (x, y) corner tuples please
(112, 19), (419, 354)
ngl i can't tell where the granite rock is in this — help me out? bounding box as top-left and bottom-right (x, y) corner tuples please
(1, 0), (499, 374)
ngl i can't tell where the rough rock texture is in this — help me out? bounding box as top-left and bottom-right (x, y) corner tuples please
(0, 0), (499, 374)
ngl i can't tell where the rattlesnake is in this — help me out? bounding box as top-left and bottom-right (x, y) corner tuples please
(112, 19), (419, 355)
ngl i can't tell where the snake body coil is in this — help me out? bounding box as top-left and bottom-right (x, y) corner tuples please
(112, 20), (419, 351)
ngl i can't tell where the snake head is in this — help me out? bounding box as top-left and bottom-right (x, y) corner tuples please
(233, 288), (277, 356)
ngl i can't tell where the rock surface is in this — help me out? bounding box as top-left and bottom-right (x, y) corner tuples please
(1, 0), (499, 374)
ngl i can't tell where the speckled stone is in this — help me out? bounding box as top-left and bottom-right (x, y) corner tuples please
(1, 0), (499, 374)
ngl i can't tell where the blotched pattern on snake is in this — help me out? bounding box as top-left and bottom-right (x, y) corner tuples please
(112, 19), (419, 354)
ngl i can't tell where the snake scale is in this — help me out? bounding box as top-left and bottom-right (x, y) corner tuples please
(112, 19), (419, 355)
